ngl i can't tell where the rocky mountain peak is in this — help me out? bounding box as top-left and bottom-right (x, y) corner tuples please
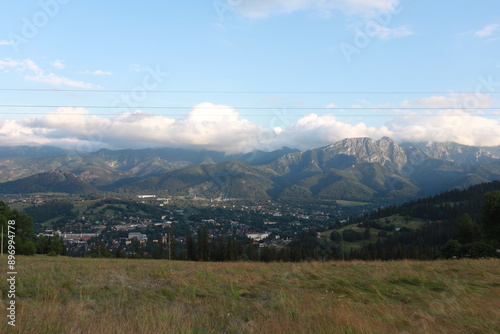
(327, 137), (407, 171)
(420, 142), (495, 164)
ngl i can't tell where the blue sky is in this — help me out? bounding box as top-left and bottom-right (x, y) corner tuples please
(0, 0), (499, 153)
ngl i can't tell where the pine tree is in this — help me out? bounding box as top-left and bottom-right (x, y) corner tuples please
(198, 226), (209, 261)
(481, 191), (500, 242)
(455, 214), (482, 244)
(228, 235), (237, 261)
(168, 227), (176, 260)
(186, 232), (197, 261)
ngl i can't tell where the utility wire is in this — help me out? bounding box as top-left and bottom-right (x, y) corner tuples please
(0, 88), (499, 94)
(1, 105), (499, 110)
(0, 113), (498, 117)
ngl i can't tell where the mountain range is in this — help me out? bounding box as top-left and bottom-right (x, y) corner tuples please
(1, 137), (499, 203)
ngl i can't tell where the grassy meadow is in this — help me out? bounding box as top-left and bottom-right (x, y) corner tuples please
(1, 257), (499, 333)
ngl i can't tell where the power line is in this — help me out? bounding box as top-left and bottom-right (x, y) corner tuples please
(0, 88), (499, 94)
(0, 112), (498, 117)
(1, 105), (499, 110)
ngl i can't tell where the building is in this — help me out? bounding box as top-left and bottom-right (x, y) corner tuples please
(128, 232), (148, 243)
(246, 232), (270, 241)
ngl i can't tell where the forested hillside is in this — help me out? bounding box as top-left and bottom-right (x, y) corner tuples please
(348, 181), (500, 260)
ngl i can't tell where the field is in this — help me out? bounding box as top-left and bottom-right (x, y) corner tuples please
(1, 257), (499, 334)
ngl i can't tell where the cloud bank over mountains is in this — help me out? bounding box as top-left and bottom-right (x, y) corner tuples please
(1, 99), (499, 154)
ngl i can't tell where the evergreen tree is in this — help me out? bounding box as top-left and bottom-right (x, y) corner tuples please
(215, 236), (227, 261)
(197, 226), (209, 261)
(152, 237), (166, 259)
(330, 231), (342, 242)
(481, 191), (500, 242)
(455, 214), (482, 244)
(113, 245), (126, 258)
(186, 232), (197, 261)
(364, 228), (371, 240)
(459, 242), (495, 258)
(168, 227), (177, 260)
(247, 242), (258, 261)
(227, 235), (237, 261)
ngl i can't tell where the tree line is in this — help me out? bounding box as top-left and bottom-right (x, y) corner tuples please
(0, 201), (66, 256)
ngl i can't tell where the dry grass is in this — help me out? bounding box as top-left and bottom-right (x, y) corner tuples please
(1, 257), (499, 333)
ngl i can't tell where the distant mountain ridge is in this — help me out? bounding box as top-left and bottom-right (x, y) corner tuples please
(0, 145), (66, 159)
(0, 169), (97, 194)
(1, 138), (499, 202)
(413, 142), (497, 164)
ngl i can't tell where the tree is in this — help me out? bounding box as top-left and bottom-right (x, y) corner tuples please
(90, 239), (110, 258)
(364, 228), (371, 240)
(113, 245), (126, 258)
(330, 231), (342, 242)
(215, 236), (227, 261)
(37, 235), (66, 255)
(481, 191), (500, 242)
(455, 214), (482, 244)
(440, 240), (461, 259)
(186, 232), (197, 261)
(167, 227), (177, 260)
(342, 229), (362, 242)
(152, 237), (166, 259)
(227, 235), (237, 261)
(246, 242), (258, 261)
(0, 201), (37, 255)
(197, 226), (209, 261)
(460, 242), (495, 258)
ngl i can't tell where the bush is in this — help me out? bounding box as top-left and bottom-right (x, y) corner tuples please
(459, 242), (496, 258)
(330, 231), (342, 242)
(342, 229), (363, 242)
(440, 240), (461, 259)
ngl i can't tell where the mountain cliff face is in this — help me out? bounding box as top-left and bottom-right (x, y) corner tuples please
(323, 137), (408, 171)
(417, 142), (496, 164)
(0, 138), (499, 202)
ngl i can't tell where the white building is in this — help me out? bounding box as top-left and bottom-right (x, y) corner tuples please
(246, 232), (270, 241)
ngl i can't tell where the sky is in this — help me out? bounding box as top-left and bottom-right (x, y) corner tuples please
(0, 0), (499, 154)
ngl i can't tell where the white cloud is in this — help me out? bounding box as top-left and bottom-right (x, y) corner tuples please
(6, 98), (500, 154)
(401, 93), (494, 109)
(475, 24), (500, 38)
(401, 96), (458, 108)
(93, 70), (112, 76)
(25, 72), (96, 89)
(22, 103), (264, 154)
(235, 0), (400, 18)
(0, 40), (12, 46)
(79, 70), (113, 76)
(51, 60), (65, 69)
(0, 58), (39, 72)
(371, 25), (413, 40)
(130, 64), (149, 72)
(386, 110), (500, 146)
(0, 118), (80, 148)
(265, 113), (392, 150)
(0, 58), (97, 89)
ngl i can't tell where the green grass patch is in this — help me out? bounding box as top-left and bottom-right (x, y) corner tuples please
(335, 200), (370, 207)
(0, 257), (498, 333)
